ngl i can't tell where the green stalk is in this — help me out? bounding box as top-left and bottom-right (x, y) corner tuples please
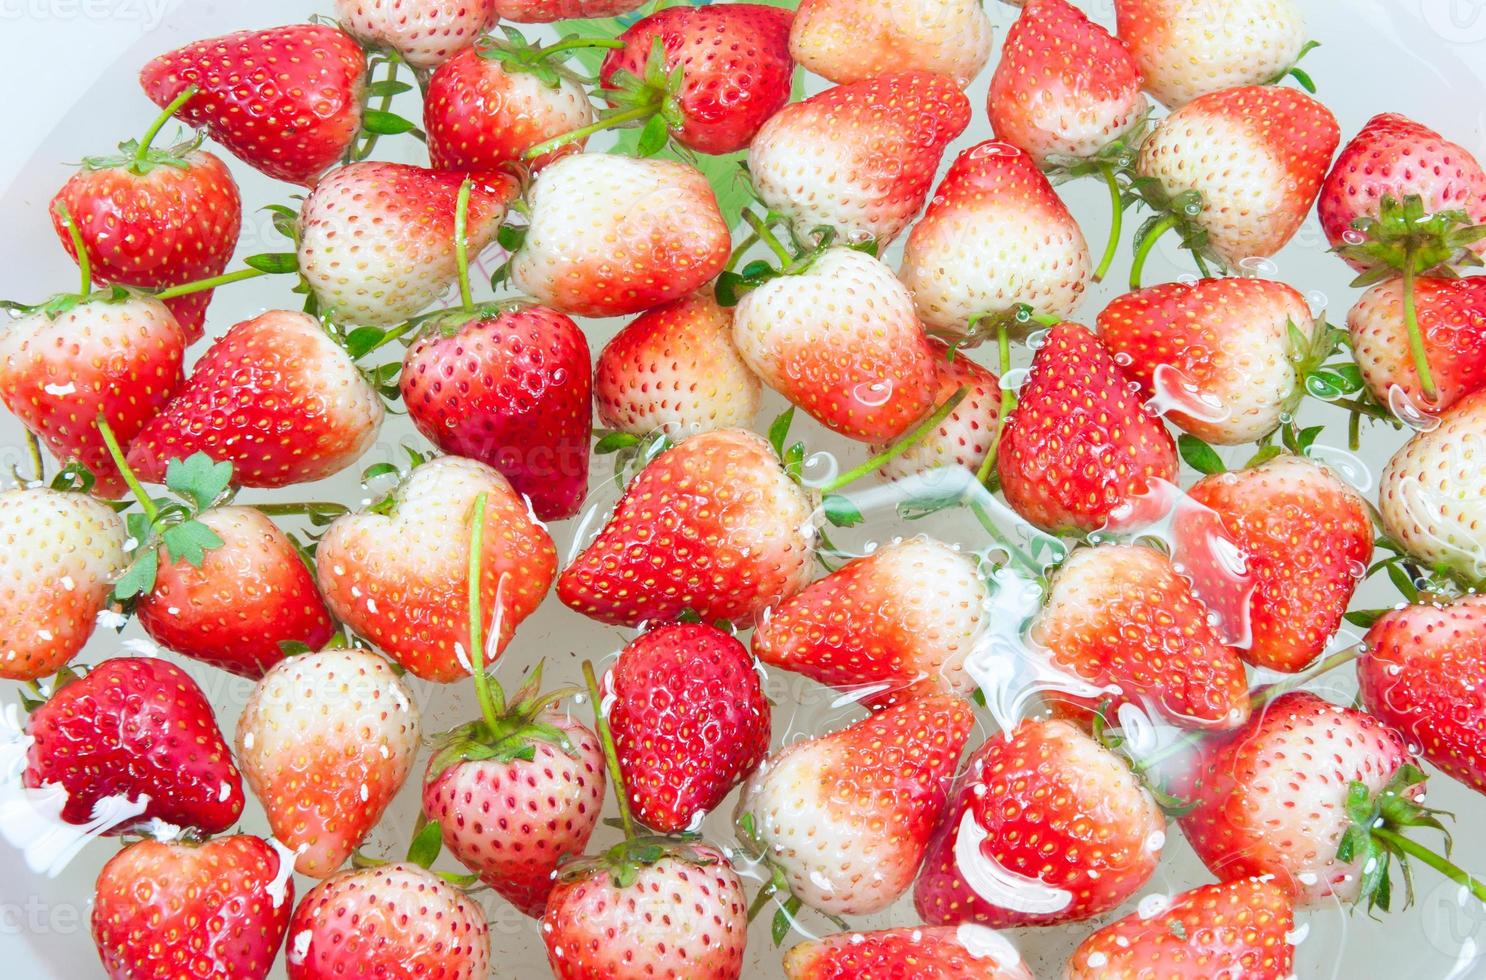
(1372, 828), (1486, 904)
(966, 497), (1044, 580)
(152, 267), (269, 301)
(523, 103), (659, 161)
(466, 493), (506, 729)
(1400, 257), (1440, 403)
(1093, 164), (1123, 283)
(1192, 251), (1212, 279)
(354, 59), (401, 162)
(536, 37), (627, 58)
(976, 323), (1016, 486)
(132, 84), (198, 173)
(582, 660), (636, 841)
(743, 210), (794, 267)
(1129, 214), (1178, 291)
(96, 417), (158, 523)
(23, 431), (44, 484)
(54, 202), (91, 295)
(248, 502), (350, 518)
(817, 387), (968, 495)
(454, 177), (474, 312)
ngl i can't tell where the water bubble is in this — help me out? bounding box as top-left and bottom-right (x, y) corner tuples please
(1237, 256), (1280, 278)
(1305, 290), (1330, 317)
(1147, 364), (1231, 423)
(952, 810), (1073, 914)
(999, 368), (1031, 393)
(1307, 444), (1374, 493)
(852, 381), (894, 408)
(1389, 384), (1441, 432)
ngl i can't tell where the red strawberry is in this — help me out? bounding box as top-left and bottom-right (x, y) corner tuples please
(237, 648), (421, 878)
(492, 0), (645, 21)
(733, 247), (939, 442)
(1348, 275), (1486, 414)
(595, 292), (762, 439)
(996, 321), (1178, 534)
(749, 71), (971, 246)
(558, 428), (814, 629)
(336, 0), (496, 71)
(126, 310), (384, 489)
(1184, 455), (1372, 673)
(509, 153), (731, 318)
(136, 506), (336, 678)
(92, 835), (293, 980)
(788, 0), (993, 87)
(1097, 277), (1314, 445)
(598, 3), (795, 155)
(0, 295), (185, 499)
(401, 304), (592, 521)
(604, 623), (770, 833)
(784, 925), (1032, 980)
(872, 342), (1002, 482)
(1066, 877), (1296, 980)
(287, 862), (489, 978)
(899, 141), (1091, 337)
(0, 488), (126, 682)
(736, 694), (974, 915)
(753, 536), (989, 708)
(914, 719), (1164, 928)
(24, 657), (245, 835)
(140, 25), (368, 186)
(1359, 594), (1486, 796)
(317, 456), (556, 682)
(1033, 543), (1251, 730)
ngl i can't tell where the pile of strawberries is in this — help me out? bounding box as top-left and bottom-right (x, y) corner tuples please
(4, 0), (1486, 977)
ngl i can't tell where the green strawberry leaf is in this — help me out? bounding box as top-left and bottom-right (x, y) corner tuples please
(244, 252), (299, 274)
(822, 493), (864, 528)
(406, 819), (444, 869)
(1177, 434), (1225, 475)
(1344, 609), (1389, 629)
(361, 109), (421, 136)
(161, 520), (225, 566)
(594, 431), (642, 455)
(767, 407), (795, 459)
(113, 551), (159, 601)
(165, 452), (234, 512)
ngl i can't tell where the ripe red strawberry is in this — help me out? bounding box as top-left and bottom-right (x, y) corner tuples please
(287, 862), (489, 978)
(401, 304), (592, 521)
(237, 648), (421, 878)
(0, 488), (126, 682)
(543, 841), (747, 979)
(900, 141), (1091, 337)
(127, 310), (384, 489)
(604, 623), (769, 833)
(0, 295), (185, 499)
(492, 0), (645, 21)
(595, 292), (762, 439)
(140, 25), (368, 186)
(559, 428), (812, 628)
(1033, 543), (1251, 730)
(1066, 877), (1296, 979)
(1348, 275), (1486, 414)
(753, 536), (988, 708)
(1359, 594), (1486, 796)
(1097, 277), (1313, 444)
(317, 456), (556, 682)
(336, 0), (496, 71)
(784, 925), (1033, 980)
(136, 506), (336, 678)
(510, 153), (731, 318)
(789, 0), (992, 87)
(734, 247), (939, 442)
(872, 341), (1001, 481)
(915, 719), (1164, 928)
(24, 657), (245, 835)
(749, 71), (971, 246)
(997, 321), (1177, 534)
(736, 694), (974, 915)
(598, 4), (794, 156)
(93, 835), (294, 980)
(1115, 0), (1309, 107)
(297, 163), (516, 327)
(1185, 455), (1372, 673)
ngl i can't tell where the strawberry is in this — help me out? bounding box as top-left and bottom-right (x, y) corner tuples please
(1033, 543), (1251, 730)
(783, 925), (1033, 980)
(0, 488), (126, 682)
(1066, 877), (1296, 980)
(915, 719), (1164, 928)
(899, 141), (1091, 337)
(788, 0), (993, 87)
(1349, 276), (1486, 414)
(596, 3), (795, 155)
(24, 657), (245, 835)
(749, 71), (971, 247)
(558, 428), (814, 629)
(317, 455), (556, 682)
(1132, 85), (1339, 274)
(1115, 0), (1310, 108)
(0, 295), (185, 499)
(1359, 594), (1486, 796)
(237, 648), (421, 878)
(1185, 455), (1372, 673)
(604, 623), (770, 833)
(140, 25), (368, 186)
(996, 321), (1177, 534)
(492, 0), (645, 21)
(126, 310), (384, 489)
(1096, 277), (1313, 445)
(733, 247), (939, 442)
(92, 835), (293, 980)
(509, 153), (731, 318)
(286, 861), (489, 978)
(136, 506), (336, 678)
(595, 292), (762, 440)
(336, 0), (496, 71)
(736, 694), (974, 916)
(872, 341), (1002, 481)
(401, 304), (592, 521)
(297, 163), (515, 327)
(753, 536), (988, 708)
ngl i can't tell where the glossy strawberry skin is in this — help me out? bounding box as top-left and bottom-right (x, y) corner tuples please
(1348, 275), (1486, 414)
(784, 925), (1033, 980)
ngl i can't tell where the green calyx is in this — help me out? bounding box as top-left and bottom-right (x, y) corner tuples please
(1127, 180), (1215, 287)
(1041, 109), (1152, 186)
(715, 212), (878, 307)
(477, 26), (624, 90)
(80, 84), (201, 177)
(426, 665), (580, 780)
(1264, 39), (1322, 94)
(1340, 194), (1486, 285)
(522, 35), (682, 161)
(558, 833), (715, 890)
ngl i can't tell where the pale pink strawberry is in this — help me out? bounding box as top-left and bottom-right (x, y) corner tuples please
(336, 0), (497, 71)
(788, 0), (993, 87)
(491, 0), (644, 21)
(871, 341), (1002, 481)
(784, 926), (1033, 980)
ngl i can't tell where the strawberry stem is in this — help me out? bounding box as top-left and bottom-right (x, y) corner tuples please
(523, 103), (659, 161)
(53, 202), (91, 295)
(23, 431), (45, 484)
(1400, 258), (1440, 403)
(133, 84), (198, 173)
(153, 266), (270, 301)
(538, 37), (627, 58)
(1093, 163), (1123, 283)
(248, 501), (350, 518)
(976, 322), (1016, 486)
(1129, 213), (1177, 291)
(353, 59), (402, 163)
(582, 659), (636, 841)
(817, 387), (969, 495)
(966, 497), (1046, 580)
(743, 210), (794, 267)
(96, 417), (158, 522)
(1371, 828), (1486, 904)
(466, 492), (507, 730)
(454, 177), (474, 312)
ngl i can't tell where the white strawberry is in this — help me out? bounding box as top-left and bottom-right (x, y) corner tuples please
(789, 0), (993, 87)
(336, 0), (497, 71)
